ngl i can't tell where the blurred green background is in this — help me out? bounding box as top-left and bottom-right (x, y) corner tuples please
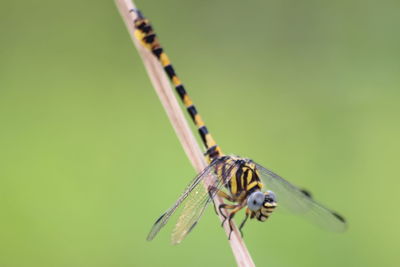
(1, 0), (399, 266)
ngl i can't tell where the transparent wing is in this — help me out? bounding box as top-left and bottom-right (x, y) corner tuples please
(146, 156), (239, 243)
(254, 162), (347, 232)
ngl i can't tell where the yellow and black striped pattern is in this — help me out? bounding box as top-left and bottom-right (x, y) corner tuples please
(214, 156), (277, 227)
(132, 9), (222, 162)
(132, 10), (279, 237)
(216, 157), (263, 197)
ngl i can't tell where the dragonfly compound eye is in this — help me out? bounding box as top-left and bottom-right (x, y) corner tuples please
(247, 191), (265, 211)
(264, 190), (277, 203)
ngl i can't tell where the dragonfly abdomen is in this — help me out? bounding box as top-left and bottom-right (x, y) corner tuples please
(133, 11), (222, 161)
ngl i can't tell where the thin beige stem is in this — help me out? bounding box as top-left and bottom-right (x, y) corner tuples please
(115, 1), (255, 266)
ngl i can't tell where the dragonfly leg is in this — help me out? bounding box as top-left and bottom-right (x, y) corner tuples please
(217, 190), (235, 202)
(208, 186), (235, 215)
(239, 208), (251, 237)
(227, 205), (245, 240)
(207, 186), (219, 215)
(218, 204), (238, 226)
(218, 204), (246, 239)
(217, 192), (238, 229)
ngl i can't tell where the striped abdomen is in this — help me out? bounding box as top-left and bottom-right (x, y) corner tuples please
(132, 10), (222, 162)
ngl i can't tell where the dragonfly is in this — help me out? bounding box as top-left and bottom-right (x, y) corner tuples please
(131, 9), (347, 244)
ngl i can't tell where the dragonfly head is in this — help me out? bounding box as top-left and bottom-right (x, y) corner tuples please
(247, 190), (277, 222)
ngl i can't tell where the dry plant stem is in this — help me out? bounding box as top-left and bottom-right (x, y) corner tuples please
(115, 1), (255, 266)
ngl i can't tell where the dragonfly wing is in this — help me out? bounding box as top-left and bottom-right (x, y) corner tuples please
(254, 162), (347, 232)
(146, 159), (221, 241)
(171, 157), (240, 244)
(170, 178), (213, 244)
(146, 156), (238, 242)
